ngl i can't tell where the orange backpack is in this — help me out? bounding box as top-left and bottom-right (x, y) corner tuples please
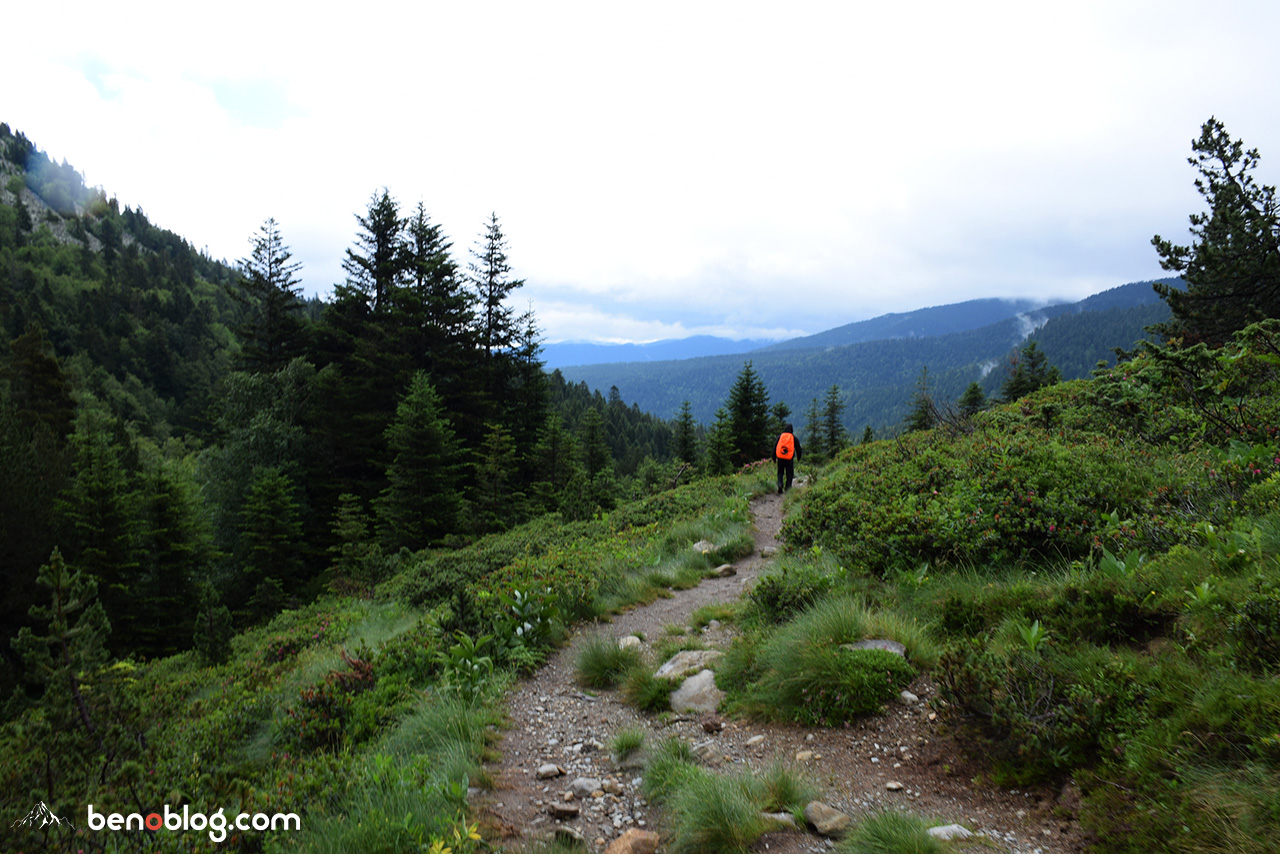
(775, 432), (795, 460)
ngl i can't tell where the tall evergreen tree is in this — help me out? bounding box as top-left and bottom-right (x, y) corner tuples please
(1152, 118), (1280, 346)
(233, 217), (306, 372)
(674, 400), (699, 465)
(959, 381), (987, 417)
(341, 189), (407, 313)
(468, 213), (525, 362)
(904, 366), (937, 433)
(375, 372), (463, 550)
(54, 404), (141, 655)
(1000, 341), (1061, 402)
(239, 466), (304, 605)
(803, 397), (824, 460)
(821, 384), (848, 456)
(725, 361), (770, 465)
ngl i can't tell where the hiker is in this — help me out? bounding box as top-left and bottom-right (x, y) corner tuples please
(774, 423), (801, 494)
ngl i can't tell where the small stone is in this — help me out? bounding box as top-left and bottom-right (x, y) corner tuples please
(712, 564), (737, 577)
(898, 690), (919, 705)
(804, 800), (851, 836)
(537, 764), (563, 779)
(841, 638), (907, 657)
(655, 650), (723, 680)
(886, 781), (904, 791)
(691, 540), (716, 554)
(927, 824), (974, 841)
(618, 635), (643, 650)
(569, 777), (602, 798)
(795, 750), (815, 762)
(549, 802), (580, 820)
(692, 740), (723, 766)
(604, 828), (660, 854)
(746, 735), (766, 747)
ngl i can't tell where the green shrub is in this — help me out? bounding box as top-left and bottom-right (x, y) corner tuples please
(666, 771), (770, 854)
(1227, 583), (1280, 673)
(642, 738), (702, 803)
(611, 727), (646, 763)
(621, 666), (676, 713)
(749, 557), (845, 623)
(835, 811), (943, 854)
(938, 641), (1141, 784)
(574, 635), (643, 689)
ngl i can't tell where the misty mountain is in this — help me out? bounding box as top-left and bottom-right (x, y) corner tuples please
(556, 280), (1177, 433)
(542, 335), (776, 369)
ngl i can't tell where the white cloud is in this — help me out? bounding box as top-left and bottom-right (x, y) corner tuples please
(3, 0), (1278, 341)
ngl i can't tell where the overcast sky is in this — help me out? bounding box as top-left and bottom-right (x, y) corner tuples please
(4, 1), (1278, 343)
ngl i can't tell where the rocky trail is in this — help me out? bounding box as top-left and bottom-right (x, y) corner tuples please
(474, 488), (1088, 853)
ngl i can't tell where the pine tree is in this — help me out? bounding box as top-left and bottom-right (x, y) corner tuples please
(468, 213), (525, 362)
(674, 400), (699, 465)
(10, 548), (111, 746)
(1000, 341), (1061, 402)
(239, 466), (304, 602)
(233, 218), (306, 372)
(959, 381), (987, 417)
(803, 397), (824, 460)
(1152, 118), (1280, 345)
(861, 425), (875, 444)
(703, 406), (735, 475)
(904, 366), (937, 433)
(821, 384), (848, 456)
(327, 494), (384, 596)
(471, 422), (524, 533)
(54, 404), (141, 655)
(375, 372), (463, 550)
(725, 361), (770, 466)
(341, 189), (407, 313)
(192, 582), (233, 664)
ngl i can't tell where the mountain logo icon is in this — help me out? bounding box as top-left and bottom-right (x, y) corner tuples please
(11, 801), (75, 830)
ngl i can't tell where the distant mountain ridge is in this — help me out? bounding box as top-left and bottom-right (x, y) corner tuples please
(542, 335), (776, 369)
(556, 279), (1178, 432)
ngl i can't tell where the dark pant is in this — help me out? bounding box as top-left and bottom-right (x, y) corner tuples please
(776, 458), (794, 492)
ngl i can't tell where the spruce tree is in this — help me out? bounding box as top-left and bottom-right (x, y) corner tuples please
(1152, 118), (1280, 345)
(904, 366), (937, 433)
(803, 397), (824, 460)
(239, 466), (304, 604)
(1000, 341), (1061, 402)
(233, 217), (306, 372)
(959, 381), (987, 417)
(725, 361), (770, 466)
(674, 400), (699, 465)
(341, 189), (407, 313)
(468, 213), (525, 362)
(821, 384), (848, 456)
(375, 372), (463, 550)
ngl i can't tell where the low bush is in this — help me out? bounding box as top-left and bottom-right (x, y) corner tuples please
(835, 811), (943, 854)
(574, 635), (643, 690)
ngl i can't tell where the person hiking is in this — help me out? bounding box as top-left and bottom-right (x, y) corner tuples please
(774, 423), (801, 494)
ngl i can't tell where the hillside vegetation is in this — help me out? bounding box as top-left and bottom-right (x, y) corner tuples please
(3, 115), (1279, 853)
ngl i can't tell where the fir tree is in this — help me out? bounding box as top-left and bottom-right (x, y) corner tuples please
(1000, 341), (1061, 402)
(239, 466), (304, 602)
(674, 400), (699, 465)
(959, 381), (987, 417)
(233, 217), (306, 372)
(904, 366), (937, 433)
(725, 361), (770, 466)
(341, 189), (407, 313)
(821, 384), (848, 456)
(375, 372), (463, 550)
(1152, 118), (1280, 345)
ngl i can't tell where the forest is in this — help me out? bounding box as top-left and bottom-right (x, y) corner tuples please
(2, 115), (1279, 854)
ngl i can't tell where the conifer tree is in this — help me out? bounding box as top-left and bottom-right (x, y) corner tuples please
(803, 397), (824, 460)
(861, 425), (875, 444)
(1000, 341), (1061, 402)
(821, 384), (848, 456)
(904, 366), (937, 433)
(341, 189), (407, 313)
(959, 381), (987, 417)
(674, 400), (699, 465)
(468, 213), (525, 362)
(233, 217), (306, 372)
(471, 423), (524, 533)
(1152, 118), (1280, 345)
(327, 494), (384, 596)
(239, 466), (304, 602)
(725, 361), (770, 465)
(54, 404), (141, 654)
(375, 372), (463, 550)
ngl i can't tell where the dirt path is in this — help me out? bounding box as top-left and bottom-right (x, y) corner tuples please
(475, 489), (1087, 853)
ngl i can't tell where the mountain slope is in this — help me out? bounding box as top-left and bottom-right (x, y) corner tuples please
(558, 280), (1176, 431)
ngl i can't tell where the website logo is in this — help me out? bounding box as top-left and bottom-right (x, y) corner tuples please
(11, 801), (75, 831)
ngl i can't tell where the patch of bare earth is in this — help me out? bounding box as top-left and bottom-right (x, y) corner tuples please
(473, 486), (1088, 853)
